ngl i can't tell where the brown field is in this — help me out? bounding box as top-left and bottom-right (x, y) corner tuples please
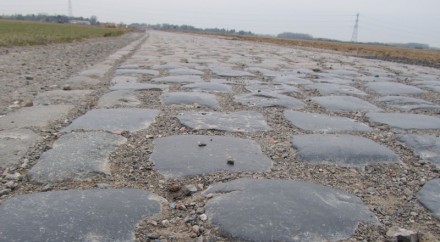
(197, 32), (440, 68)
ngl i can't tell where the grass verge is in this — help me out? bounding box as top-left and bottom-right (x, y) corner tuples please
(0, 20), (128, 47)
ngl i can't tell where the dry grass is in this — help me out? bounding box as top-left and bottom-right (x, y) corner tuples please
(199, 32), (440, 68)
(0, 19), (128, 47)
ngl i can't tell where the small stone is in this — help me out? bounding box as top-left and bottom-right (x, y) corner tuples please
(176, 204), (187, 210)
(96, 183), (111, 189)
(148, 220), (158, 226)
(185, 185), (198, 195)
(367, 187), (377, 195)
(62, 85), (72, 91)
(147, 233), (160, 239)
(25, 75), (34, 80)
(5, 181), (16, 189)
(199, 214), (208, 221)
(23, 100), (33, 107)
(5, 172), (21, 181)
(196, 207), (205, 214)
(41, 184), (52, 192)
(198, 142), (207, 147)
(161, 219), (170, 227)
(192, 225), (200, 234)
(0, 189), (11, 196)
(386, 226), (419, 242)
(169, 202), (177, 209)
(168, 183), (182, 192)
(197, 184), (204, 190)
(227, 158), (235, 166)
(184, 214), (197, 223)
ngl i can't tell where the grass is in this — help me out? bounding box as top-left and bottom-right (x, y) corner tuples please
(199, 33), (440, 68)
(0, 19), (128, 47)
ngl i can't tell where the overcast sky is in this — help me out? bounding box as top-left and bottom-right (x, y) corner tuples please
(2, 0), (439, 47)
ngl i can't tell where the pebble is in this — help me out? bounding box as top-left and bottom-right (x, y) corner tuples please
(192, 225), (200, 234)
(148, 220), (158, 226)
(196, 207), (205, 214)
(4, 181), (16, 189)
(199, 214), (208, 221)
(184, 214), (197, 223)
(161, 219), (170, 227)
(147, 233), (160, 239)
(96, 183), (111, 189)
(386, 226), (419, 242)
(62, 84), (72, 90)
(41, 184), (52, 192)
(4, 172), (22, 181)
(0, 189), (11, 196)
(169, 202), (177, 209)
(168, 183), (182, 192)
(185, 185), (198, 195)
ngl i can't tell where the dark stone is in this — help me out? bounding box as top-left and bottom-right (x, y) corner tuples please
(29, 131), (127, 183)
(417, 179), (440, 220)
(177, 111), (271, 132)
(63, 108), (160, 132)
(169, 68), (204, 75)
(97, 90), (141, 108)
(312, 96), (381, 112)
(304, 83), (367, 96)
(284, 110), (372, 132)
(161, 92), (219, 108)
(111, 76), (138, 85)
(0, 105), (73, 129)
(34, 90), (92, 105)
(115, 69), (159, 76)
(291, 134), (399, 166)
(364, 82), (425, 95)
(246, 67), (280, 77)
(272, 75), (313, 85)
(0, 129), (42, 168)
(181, 83), (232, 93)
(397, 135), (440, 167)
(150, 135), (272, 178)
(203, 178), (379, 242)
(235, 92), (305, 109)
(210, 67), (254, 77)
(151, 75), (204, 83)
(377, 96), (440, 111)
(245, 83), (301, 94)
(366, 113), (440, 130)
(0, 189), (164, 242)
(110, 83), (169, 91)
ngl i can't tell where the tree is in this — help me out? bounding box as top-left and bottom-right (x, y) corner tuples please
(90, 16), (98, 25)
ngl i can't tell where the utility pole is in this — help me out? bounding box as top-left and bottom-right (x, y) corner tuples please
(68, 0), (73, 18)
(351, 13), (359, 42)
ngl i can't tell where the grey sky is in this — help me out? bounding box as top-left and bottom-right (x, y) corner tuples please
(2, 0), (439, 47)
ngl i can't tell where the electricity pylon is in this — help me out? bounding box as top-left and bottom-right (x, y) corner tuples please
(351, 13), (359, 42)
(68, 0), (73, 17)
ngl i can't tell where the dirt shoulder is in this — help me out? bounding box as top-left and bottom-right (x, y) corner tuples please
(0, 32), (143, 115)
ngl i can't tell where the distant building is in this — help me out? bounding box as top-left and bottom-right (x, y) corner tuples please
(69, 20), (91, 25)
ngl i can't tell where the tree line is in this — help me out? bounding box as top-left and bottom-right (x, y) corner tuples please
(128, 23), (255, 36)
(1, 14), (98, 25)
